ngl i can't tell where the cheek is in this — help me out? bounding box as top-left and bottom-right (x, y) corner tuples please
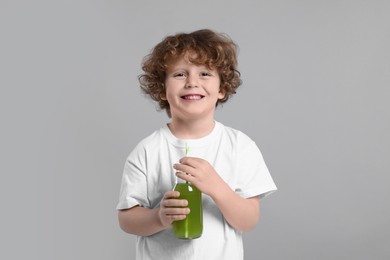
(164, 88), (177, 104)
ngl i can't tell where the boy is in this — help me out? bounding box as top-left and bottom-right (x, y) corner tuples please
(117, 29), (277, 260)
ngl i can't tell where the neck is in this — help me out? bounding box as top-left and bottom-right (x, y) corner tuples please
(168, 116), (216, 139)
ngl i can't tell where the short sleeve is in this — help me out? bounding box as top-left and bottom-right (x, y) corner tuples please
(116, 146), (150, 210)
(235, 135), (277, 199)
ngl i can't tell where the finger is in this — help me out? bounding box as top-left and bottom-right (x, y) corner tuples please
(176, 172), (195, 183)
(164, 207), (190, 216)
(169, 214), (187, 221)
(164, 191), (180, 199)
(162, 199), (188, 207)
(179, 156), (202, 166)
(173, 163), (195, 176)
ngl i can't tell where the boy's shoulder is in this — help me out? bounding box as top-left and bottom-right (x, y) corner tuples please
(133, 126), (166, 150)
(218, 122), (255, 145)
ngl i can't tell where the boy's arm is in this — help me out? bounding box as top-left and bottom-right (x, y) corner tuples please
(174, 157), (260, 232)
(118, 206), (163, 236)
(118, 191), (190, 236)
(210, 184), (260, 232)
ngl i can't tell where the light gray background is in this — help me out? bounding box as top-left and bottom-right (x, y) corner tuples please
(1, 0), (389, 259)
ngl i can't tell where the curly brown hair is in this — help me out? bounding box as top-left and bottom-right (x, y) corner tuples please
(138, 29), (242, 117)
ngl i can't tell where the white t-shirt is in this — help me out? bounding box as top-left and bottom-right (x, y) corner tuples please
(117, 121), (277, 260)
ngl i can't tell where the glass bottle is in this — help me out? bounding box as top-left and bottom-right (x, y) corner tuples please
(172, 180), (203, 239)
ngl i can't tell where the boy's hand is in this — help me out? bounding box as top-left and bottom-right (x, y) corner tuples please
(174, 157), (225, 197)
(158, 191), (190, 228)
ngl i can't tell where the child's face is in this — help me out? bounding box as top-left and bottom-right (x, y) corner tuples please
(163, 56), (224, 121)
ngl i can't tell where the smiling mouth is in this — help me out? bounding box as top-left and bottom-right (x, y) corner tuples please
(181, 94), (204, 100)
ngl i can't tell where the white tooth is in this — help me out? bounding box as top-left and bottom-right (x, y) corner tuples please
(186, 95), (201, 100)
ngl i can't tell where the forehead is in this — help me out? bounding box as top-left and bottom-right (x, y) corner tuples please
(166, 51), (215, 70)
(167, 56), (194, 67)
(166, 59), (216, 73)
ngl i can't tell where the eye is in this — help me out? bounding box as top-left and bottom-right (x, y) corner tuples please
(174, 72), (186, 78)
(200, 72), (212, 77)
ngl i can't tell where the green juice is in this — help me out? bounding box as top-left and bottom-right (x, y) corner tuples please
(172, 183), (203, 239)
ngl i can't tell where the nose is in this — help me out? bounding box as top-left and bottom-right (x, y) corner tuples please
(185, 73), (198, 88)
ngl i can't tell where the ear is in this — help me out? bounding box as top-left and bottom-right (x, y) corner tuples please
(160, 93), (167, 101)
(218, 88), (226, 100)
